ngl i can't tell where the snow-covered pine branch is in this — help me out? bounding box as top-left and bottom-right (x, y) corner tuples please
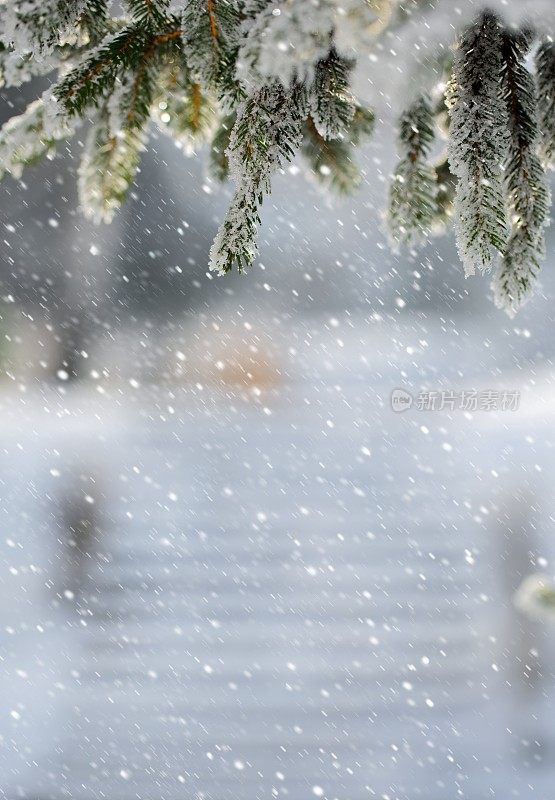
(492, 31), (551, 316)
(209, 82), (305, 274)
(236, 0), (393, 90)
(309, 50), (355, 140)
(446, 11), (509, 276)
(181, 0), (242, 105)
(0, 0), (554, 314)
(433, 155), (456, 231)
(153, 67), (218, 155)
(1, 0), (87, 57)
(300, 104), (374, 194)
(0, 97), (72, 181)
(126, 0), (171, 24)
(208, 112), (235, 180)
(0, 44), (56, 87)
(53, 24), (153, 117)
(386, 94), (437, 246)
(536, 39), (555, 171)
(78, 104), (147, 223)
(236, 0), (334, 89)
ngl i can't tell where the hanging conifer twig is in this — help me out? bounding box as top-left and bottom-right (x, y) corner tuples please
(535, 39), (555, 171)
(492, 31), (550, 316)
(387, 94), (437, 246)
(446, 11), (509, 276)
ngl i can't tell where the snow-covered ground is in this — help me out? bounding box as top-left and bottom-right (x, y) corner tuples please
(2, 314), (555, 800)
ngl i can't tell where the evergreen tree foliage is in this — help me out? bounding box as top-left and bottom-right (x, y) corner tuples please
(388, 10), (555, 314)
(78, 104), (147, 223)
(0, 1), (554, 314)
(433, 156), (456, 232)
(301, 106), (374, 194)
(153, 75), (218, 155)
(236, 0), (333, 88)
(536, 40), (555, 171)
(2, 0), (87, 56)
(0, 41), (55, 87)
(492, 31), (550, 316)
(235, 0), (389, 90)
(309, 50), (355, 140)
(387, 94), (437, 246)
(0, 98), (71, 180)
(208, 112), (236, 180)
(446, 11), (509, 276)
(208, 82), (305, 273)
(181, 0), (242, 104)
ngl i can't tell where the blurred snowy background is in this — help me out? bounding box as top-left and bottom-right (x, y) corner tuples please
(3, 10), (555, 800)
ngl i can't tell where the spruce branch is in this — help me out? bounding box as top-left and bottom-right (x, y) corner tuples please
(180, 0), (243, 104)
(235, 0), (397, 90)
(348, 105), (376, 146)
(1, 0), (87, 56)
(153, 70), (219, 154)
(387, 94), (437, 246)
(0, 97), (73, 180)
(209, 82), (306, 274)
(125, 0), (170, 25)
(236, 0), (334, 88)
(110, 62), (158, 134)
(208, 113), (236, 180)
(301, 117), (359, 195)
(492, 30), (551, 316)
(0, 43), (56, 87)
(78, 0), (110, 44)
(536, 39), (555, 170)
(309, 50), (356, 140)
(447, 11), (509, 276)
(301, 105), (374, 195)
(53, 24), (153, 116)
(433, 155), (456, 232)
(77, 32), (163, 220)
(78, 104), (147, 223)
